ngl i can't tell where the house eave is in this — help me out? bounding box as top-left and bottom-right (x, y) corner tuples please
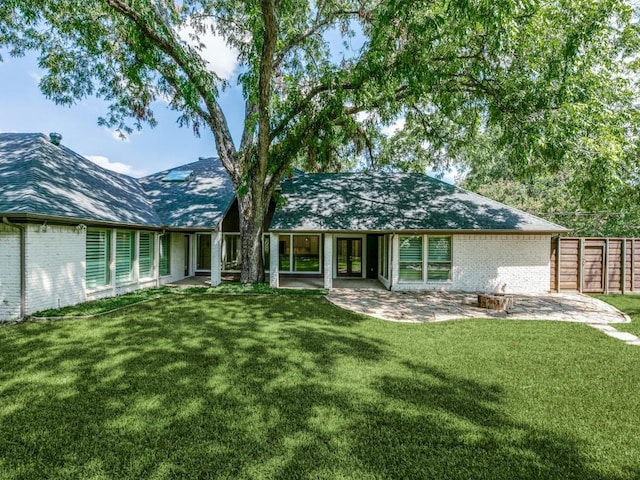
(267, 227), (570, 235)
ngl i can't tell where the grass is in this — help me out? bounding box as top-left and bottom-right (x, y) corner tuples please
(2, 294), (640, 479)
(32, 283), (327, 318)
(593, 294), (640, 337)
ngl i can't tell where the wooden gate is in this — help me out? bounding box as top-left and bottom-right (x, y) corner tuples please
(550, 238), (640, 294)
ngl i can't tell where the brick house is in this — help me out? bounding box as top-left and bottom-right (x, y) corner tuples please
(0, 132), (567, 321)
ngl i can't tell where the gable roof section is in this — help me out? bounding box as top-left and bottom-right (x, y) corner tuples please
(270, 172), (568, 232)
(138, 157), (235, 228)
(0, 133), (160, 226)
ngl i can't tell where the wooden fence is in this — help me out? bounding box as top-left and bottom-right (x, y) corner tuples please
(550, 237), (640, 293)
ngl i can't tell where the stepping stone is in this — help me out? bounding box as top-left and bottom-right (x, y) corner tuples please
(604, 331), (639, 342)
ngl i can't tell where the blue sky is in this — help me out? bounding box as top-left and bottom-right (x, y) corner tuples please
(0, 51), (239, 177)
(0, 32), (456, 183)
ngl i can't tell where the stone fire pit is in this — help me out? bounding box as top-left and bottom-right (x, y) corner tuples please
(477, 293), (514, 312)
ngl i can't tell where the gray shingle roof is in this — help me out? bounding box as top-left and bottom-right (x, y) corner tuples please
(270, 172), (567, 232)
(0, 133), (161, 226)
(138, 157), (235, 229)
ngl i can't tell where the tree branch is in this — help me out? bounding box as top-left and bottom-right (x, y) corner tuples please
(256, 0), (278, 193)
(273, 8), (362, 68)
(106, 0), (239, 182)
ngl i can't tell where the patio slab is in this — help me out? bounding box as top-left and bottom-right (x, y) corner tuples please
(325, 290), (631, 325)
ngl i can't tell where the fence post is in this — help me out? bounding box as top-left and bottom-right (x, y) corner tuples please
(622, 239), (626, 295)
(632, 239), (635, 292)
(604, 238), (609, 294)
(579, 238), (584, 293)
(556, 236), (561, 293)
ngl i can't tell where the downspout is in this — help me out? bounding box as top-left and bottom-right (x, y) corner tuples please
(2, 217), (26, 320)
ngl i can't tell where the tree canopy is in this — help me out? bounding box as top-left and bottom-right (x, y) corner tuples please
(1, 0), (639, 279)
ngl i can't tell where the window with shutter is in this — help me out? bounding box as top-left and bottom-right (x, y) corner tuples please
(159, 234), (170, 276)
(86, 229), (110, 288)
(115, 231), (134, 283)
(139, 232), (154, 279)
(427, 236), (451, 280)
(399, 235), (423, 281)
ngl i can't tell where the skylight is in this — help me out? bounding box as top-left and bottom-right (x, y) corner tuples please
(162, 170), (193, 182)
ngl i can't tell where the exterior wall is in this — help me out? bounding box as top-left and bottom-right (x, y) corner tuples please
(24, 224), (86, 314)
(391, 234), (551, 294)
(0, 224), (21, 321)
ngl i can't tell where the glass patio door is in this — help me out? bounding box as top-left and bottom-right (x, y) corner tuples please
(337, 238), (362, 277)
(196, 234), (211, 271)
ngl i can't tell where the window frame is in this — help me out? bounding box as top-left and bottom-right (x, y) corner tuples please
(115, 230), (135, 284)
(277, 233), (322, 274)
(427, 235), (452, 281)
(85, 228), (111, 289)
(222, 233), (242, 272)
(159, 234), (171, 276)
(398, 235), (424, 282)
(138, 232), (155, 279)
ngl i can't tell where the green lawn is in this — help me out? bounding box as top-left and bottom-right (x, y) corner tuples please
(2, 295), (640, 479)
(593, 294), (640, 337)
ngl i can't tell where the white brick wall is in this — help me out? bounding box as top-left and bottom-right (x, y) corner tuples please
(24, 224), (86, 314)
(452, 234), (551, 294)
(0, 225), (194, 319)
(0, 225), (21, 321)
(392, 234), (551, 294)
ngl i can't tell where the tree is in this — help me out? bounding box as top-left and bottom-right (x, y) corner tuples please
(1, 0), (639, 281)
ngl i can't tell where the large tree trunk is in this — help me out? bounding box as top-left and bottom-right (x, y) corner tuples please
(237, 188), (267, 283)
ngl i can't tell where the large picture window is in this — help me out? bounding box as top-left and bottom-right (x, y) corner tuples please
(263, 234), (270, 270)
(115, 231), (134, 283)
(86, 229), (110, 288)
(139, 232), (154, 279)
(399, 236), (423, 281)
(427, 236), (452, 281)
(159, 234), (170, 276)
(223, 234), (241, 271)
(278, 234), (321, 273)
(293, 235), (320, 272)
(279, 235), (291, 270)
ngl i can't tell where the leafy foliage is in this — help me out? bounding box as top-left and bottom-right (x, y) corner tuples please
(2, 0), (639, 276)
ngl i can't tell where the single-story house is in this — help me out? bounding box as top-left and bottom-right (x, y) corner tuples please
(0, 132), (567, 321)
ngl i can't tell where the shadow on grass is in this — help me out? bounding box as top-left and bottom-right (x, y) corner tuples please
(0, 295), (636, 479)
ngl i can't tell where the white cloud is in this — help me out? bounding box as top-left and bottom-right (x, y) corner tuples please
(29, 72), (42, 84)
(85, 155), (146, 177)
(177, 19), (239, 80)
(381, 117), (406, 136)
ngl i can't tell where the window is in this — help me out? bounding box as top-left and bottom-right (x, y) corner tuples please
(86, 229), (110, 288)
(159, 234), (170, 276)
(277, 234), (321, 273)
(162, 170), (193, 182)
(399, 235), (423, 281)
(379, 236), (389, 280)
(263, 234), (270, 270)
(428, 236), (451, 281)
(139, 232), (154, 279)
(115, 231), (134, 283)
(197, 234), (212, 271)
(223, 234), (241, 271)
(279, 235), (291, 270)
(293, 235), (320, 272)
